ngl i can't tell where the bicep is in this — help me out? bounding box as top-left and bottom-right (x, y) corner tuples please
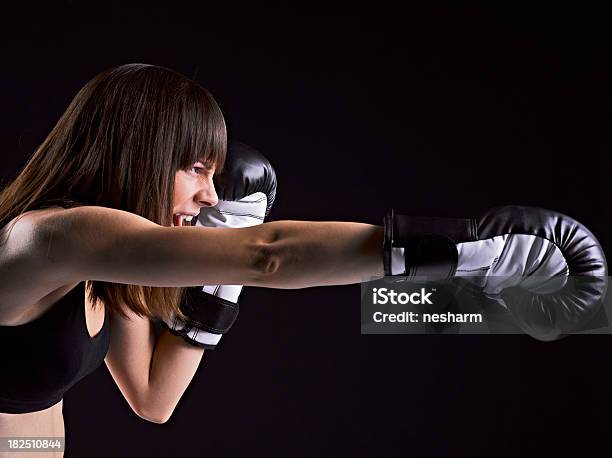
(35, 206), (272, 287)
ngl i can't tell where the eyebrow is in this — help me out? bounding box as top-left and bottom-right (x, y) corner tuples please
(195, 157), (213, 165)
(195, 159), (217, 171)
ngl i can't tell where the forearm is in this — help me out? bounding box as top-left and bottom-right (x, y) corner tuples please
(255, 221), (385, 289)
(142, 329), (204, 423)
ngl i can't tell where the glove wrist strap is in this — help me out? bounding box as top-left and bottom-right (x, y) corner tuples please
(181, 287), (239, 334)
(383, 210), (473, 278)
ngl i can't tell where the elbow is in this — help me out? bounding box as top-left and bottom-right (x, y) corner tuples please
(250, 239), (282, 284)
(145, 412), (172, 425)
(134, 404), (174, 425)
(253, 242), (281, 275)
(249, 222), (283, 280)
(146, 414), (172, 425)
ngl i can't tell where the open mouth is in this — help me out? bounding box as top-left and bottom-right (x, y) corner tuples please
(172, 214), (195, 227)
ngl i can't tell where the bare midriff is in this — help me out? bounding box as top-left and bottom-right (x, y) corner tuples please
(0, 400), (65, 458)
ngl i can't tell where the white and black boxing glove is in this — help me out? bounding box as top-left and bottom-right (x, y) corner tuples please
(163, 140), (277, 349)
(383, 206), (608, 340)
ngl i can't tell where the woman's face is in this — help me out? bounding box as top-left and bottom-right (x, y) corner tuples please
(172, 161), (218, 226)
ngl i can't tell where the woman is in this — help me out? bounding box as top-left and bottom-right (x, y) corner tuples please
(0, 64), (604, 457)
(0, 64), (386, 456)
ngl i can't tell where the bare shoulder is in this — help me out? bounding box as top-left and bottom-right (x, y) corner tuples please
(0, 207), (61, 254)
(0, 206), (157, 322)
(0, 206), (67, 268)
(0, 207), (71, 323)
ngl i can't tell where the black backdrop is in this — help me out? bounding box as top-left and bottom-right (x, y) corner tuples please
(1, 3), (611, 457)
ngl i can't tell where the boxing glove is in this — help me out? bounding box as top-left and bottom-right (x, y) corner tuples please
(163, 140), (277, 349)
(383, 206), (608, 340)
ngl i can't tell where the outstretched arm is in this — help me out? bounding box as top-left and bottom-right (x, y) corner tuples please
(31, 206), (385, 290)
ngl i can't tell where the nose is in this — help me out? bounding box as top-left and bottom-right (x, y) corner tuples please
(196, 177), (219, 208)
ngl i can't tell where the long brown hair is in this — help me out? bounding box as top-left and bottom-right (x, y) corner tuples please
(0, 63), (227, 320)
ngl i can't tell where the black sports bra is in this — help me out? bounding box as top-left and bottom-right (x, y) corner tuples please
(0, 281), (110, 413)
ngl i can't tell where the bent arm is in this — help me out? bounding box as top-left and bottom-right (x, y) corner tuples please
(105, 305), (204, 424)
(35, 206), (384, 289)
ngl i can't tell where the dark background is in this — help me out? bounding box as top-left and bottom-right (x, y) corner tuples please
(2, 3), (611, 457)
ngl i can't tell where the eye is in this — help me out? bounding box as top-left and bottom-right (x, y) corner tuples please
(188, 161), (213, 175)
